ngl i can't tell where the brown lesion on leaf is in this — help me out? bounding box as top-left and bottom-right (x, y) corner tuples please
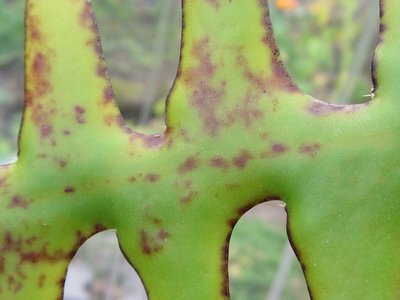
(233, 150), (254, 169)
(259, 0), (298, 92)
(7, 195), (32, 209)
(27, 52), (58, 144)
(220, 228), (231, 298)
(140, 229), (171, 255)
(180, 190), (198, 204)
(145, 173), (161, 183)
(64, 186), (75, 193)
(299, 143), (321, 157)
(183, 38), (225, 135)
(178, 155), (200, 174)
(7, 196), (32, 210)
(31, 52), (53, 98)
(260, 143), (289, 158)
(53, 157), (68, 169)
(225, 91), (264, 128)
(74, 106), (86, 124)
(209, 157), (231, 171)
(26, 14), (43, 42)
(103, 86), (114, 104)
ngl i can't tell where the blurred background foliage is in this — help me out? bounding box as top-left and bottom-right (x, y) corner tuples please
(0, 0), (379, 299)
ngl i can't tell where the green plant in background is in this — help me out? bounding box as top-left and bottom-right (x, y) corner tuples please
(0, 1), (399, 300)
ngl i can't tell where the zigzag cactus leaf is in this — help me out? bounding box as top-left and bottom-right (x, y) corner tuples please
(0, 0), (399, 299)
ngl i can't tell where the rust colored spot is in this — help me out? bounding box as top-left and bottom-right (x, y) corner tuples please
(226, 92), (263, 127)
(53, 157), (68, 168)
(259, 0), (298, 92)
(209, 157), (231, 171)
(220, 227), (231, 298)
(31, 52), (52, 97)
(103, 85), (114, 104)
(272, 143), (288, 154)
(0, 256), (4, 273)
(128, 177), (137, 184)
(8, 196), (30, 209)
(143, 133), (165, 148)
(140, 229), (169, 255)
(145, 173), (160, 183)
(299, 143), (321, 157)
(158, 230), (170, 240)
(233, 150), (254, 169)
(184, 38), (225, 135)
(74, 106), (86, 124)
(79, 2), (94, 29)
(180, 191), (198, 204)
(27, 15), (43, 42)
(25, 236), (38, 246)
(178, 156), (199, 174)
(96, 63), (107, 77)
(116, 115), (133, 134)
(40, 125), (53, 138)
(94, 224), (107, 232)
(145, 213), (162, 226)
(64, 186), (75, 193)
(63, 130), (71, 136)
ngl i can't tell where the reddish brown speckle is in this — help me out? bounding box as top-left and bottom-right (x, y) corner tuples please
(140, 229), (169, 255)
(103, 86), (114, 104)
(143, 133), (165, 148)
(233, 150), (254, 169)
(63, 130), (71, 136)
(140, 230), (152, 255)
(96, 63), (106, 77)
(180, 191), (198, 204)
(27, 15), (43, 42)
(178, 156), (199, 174)
(259, 0), (298, 92)
(8, 196), (30, 209)
(64, 186), (75, 193)
(74, 106), (86, 124)
(79, 2), (93, 29)
(299, 143), (321, 157)
(158, 230), (170, 240)
(94, 224), (107, 232)
(53, 157), (68, 168)
(145, 174), (160, 183)
(209, 157), (231, 171)
(40, 125), (53, 138)
(128, 177), (137, 184)
(184, 38), (225, 135)
(31, 52), (53, 98)
(272, 143), (287, 154)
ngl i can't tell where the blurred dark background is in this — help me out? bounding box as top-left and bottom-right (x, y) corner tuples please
(0, 0), (379, 299)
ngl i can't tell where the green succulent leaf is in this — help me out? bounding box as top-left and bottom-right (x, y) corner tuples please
(0, 0), (399, 299)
